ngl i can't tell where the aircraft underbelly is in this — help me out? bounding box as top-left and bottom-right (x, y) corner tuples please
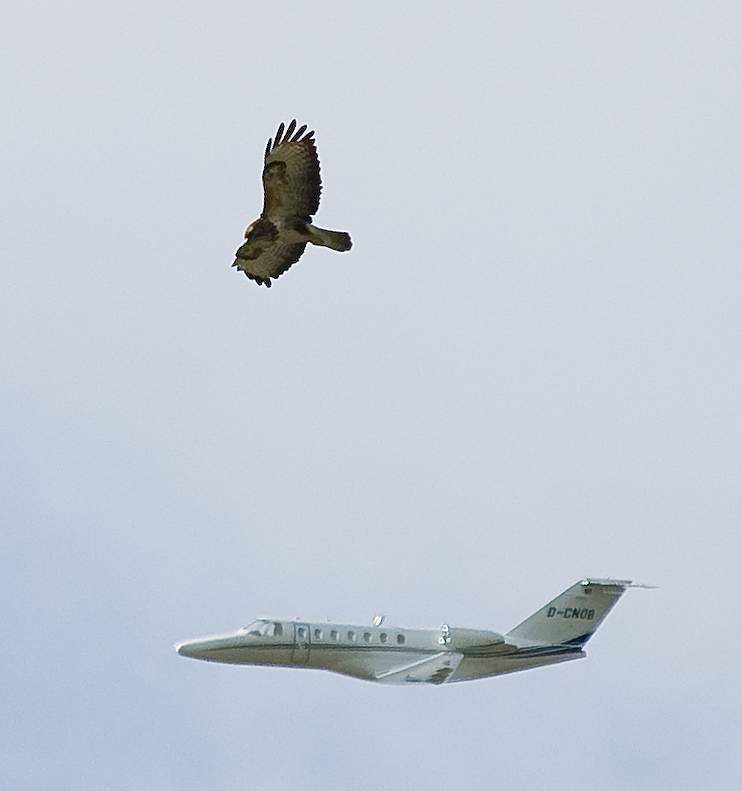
(310, 648), (432, 681)
(193, 646), (293, 665)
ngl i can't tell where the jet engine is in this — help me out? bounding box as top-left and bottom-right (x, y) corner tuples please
(439, 625), (506, 650)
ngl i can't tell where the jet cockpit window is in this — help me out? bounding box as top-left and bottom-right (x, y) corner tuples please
(242, 620), (282, 637)
(243, 619), (268, 635)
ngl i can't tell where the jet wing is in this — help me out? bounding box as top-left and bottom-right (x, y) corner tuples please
(374, 652), (463, 685)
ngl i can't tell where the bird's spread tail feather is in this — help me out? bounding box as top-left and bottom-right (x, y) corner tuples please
(307, 226), (352, 252)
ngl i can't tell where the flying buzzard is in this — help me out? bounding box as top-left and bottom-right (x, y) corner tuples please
(233, 120), (352, 287)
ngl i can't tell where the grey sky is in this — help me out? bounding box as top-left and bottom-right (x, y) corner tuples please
(3, 2), (741, 789)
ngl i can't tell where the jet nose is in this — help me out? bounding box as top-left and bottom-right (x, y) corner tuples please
(174, 631), (244, 662)
(174, 639), (202, 658)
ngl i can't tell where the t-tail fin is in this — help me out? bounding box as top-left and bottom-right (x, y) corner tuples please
(506, 579), (632, 648)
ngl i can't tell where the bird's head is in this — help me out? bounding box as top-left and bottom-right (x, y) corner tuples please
(236, 218), (278, 262)
(243, 218), (278, 243)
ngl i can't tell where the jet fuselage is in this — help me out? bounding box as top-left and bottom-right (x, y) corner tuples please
(174, 579), (635, 685)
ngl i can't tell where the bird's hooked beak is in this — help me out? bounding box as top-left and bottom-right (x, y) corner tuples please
(245, 221), (257, 239)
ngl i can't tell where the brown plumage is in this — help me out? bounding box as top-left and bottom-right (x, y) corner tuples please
(233, 121), (352, 287)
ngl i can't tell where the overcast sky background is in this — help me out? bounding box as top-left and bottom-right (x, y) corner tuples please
(3, 2), (741, 789)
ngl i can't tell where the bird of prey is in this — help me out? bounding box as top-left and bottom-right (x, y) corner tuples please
(233, 120), (352, 287)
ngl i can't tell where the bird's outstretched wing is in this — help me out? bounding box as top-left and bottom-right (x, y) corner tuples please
(233, 238), (307, 288)
(261, 120), (321, 219)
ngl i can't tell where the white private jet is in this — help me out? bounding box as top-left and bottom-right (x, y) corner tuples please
(174, 578), (639, 685)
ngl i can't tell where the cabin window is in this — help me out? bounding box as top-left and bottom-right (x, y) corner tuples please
(380, 632), (388, 644)
(314, 628), (323, 640)
(397, 634), (405, 645)
(363, 632), (371, 643)
(347, 631), (356, 641)
(273, 622), (283, 637)
(330, 630), (339, 641)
